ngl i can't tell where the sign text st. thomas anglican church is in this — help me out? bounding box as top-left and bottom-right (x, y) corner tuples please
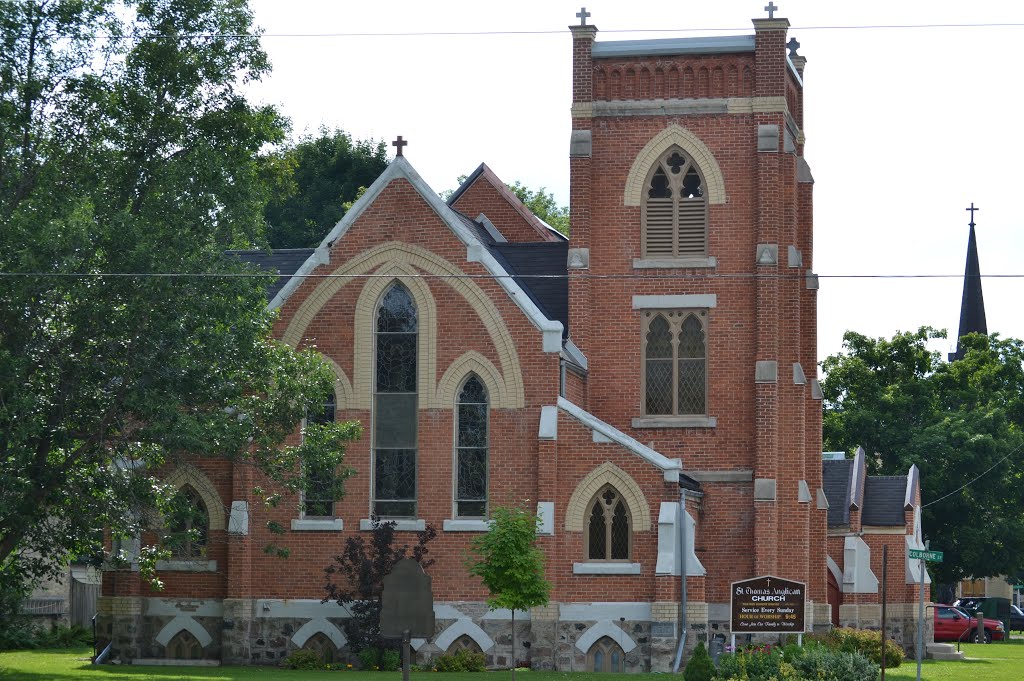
(730, 575), (806, 633)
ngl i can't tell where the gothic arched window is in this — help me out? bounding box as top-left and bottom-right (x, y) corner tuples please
(166, 485), (209, 559)
(588, 636), (625, 673)
(586, 486), (631, 561)
(304, 391), (337, 517)
(642, 310), (707, 416)
(456, 375), (489, 518)
(302, 632), (337, 664)
(447, 634), (483, 655)
(642, 147), (707, 258)
(373, 283), (418, 518)
(166, 630), (202, 660)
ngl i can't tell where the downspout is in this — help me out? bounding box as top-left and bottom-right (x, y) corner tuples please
(672, 474), (702, 673)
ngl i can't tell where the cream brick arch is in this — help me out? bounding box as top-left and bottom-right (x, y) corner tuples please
(351, 263), (438, 411)
(436, 350), (521, 409)
(623, 124), (727, 206)
(163, 464), (226, 531)
(323, 357), (353, 411)
(281, 242), (524, 411)
(564, 462), (651, 532)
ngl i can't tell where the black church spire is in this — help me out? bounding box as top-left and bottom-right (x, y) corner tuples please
(948, 203), (987, 361)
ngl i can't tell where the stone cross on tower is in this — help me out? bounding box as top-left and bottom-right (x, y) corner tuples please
(787, 37), (800, 56)
(392, 135), (407, 157)
(576, 7), (591, 26)
(764, 2), (779, 19)
(967, 202), (979, 227)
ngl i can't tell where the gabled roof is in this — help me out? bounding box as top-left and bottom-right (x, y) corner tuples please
(822, 459), (852, 528)
(227, 248), (316, 302)
(447, 163), (565, 243)
(268, 155), (564, 352)
(490, 242), (569, 336)
(862, 476), (909, 526)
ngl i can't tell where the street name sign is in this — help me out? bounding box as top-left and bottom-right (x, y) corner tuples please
(908, 549), (943, 562)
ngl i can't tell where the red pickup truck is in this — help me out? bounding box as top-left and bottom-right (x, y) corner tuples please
(934, 604), (1005, 643)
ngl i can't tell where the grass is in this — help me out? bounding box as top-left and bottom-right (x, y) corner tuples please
(2, 639), (1023, 681)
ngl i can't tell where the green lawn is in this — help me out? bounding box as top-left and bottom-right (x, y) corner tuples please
(3, 641), (1024, 681)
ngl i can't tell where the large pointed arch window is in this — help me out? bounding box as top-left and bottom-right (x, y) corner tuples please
(373, 283), (418, 518)
(455, 375), (488, 518)
(165, 485), (209, 559)
(642, 147), (707, 258)
(586, 485), (631, 561)
(642, 310), (707, 416)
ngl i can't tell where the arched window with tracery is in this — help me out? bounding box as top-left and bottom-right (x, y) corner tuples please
(642, 147), (707, 258)
(586, 486), (631, 561)
(166, 630), (202, 660)
(642, 310), (707, 416)
(166, 485), (209, 559)
(373, 283), (418, 517)
(588, 636), (625, 673)
(447, 634), (483, 655)
(455, 374), (488, 518)
(302, 632), (337, 664)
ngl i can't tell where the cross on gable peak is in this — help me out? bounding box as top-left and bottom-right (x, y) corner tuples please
(576, 7), (591, 26)
(764, 2), (779, 19)
(392, 135), (408, 157)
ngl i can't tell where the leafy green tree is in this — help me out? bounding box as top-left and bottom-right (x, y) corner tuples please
(506, 181), (569, 236)
(467, 506), (550, 680)
(265, 128), (388, 248)
(0, 0), (356, 618)
(822, 327), (1024, 583)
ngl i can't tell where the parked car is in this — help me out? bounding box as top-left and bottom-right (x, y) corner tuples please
(1011, 604), (1024, 633)
(934, 604), (1005, 642)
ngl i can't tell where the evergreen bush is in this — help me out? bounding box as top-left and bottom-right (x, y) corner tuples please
(825, 627), (903, 668)
(433, 648), (487, 672)
(683, 641), (714, 681)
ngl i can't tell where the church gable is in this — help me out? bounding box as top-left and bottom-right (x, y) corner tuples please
(447, 163), (562, 243)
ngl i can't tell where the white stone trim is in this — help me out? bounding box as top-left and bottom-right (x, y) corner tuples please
(272, 156), (562, 352)
(826, 555), (843, 586)
(144, 599), (224, 618)
(256, 599), (352, 619)
(575, 620), (638, 653)
(538, 405), (558, 440)
(481, 608), (531, 621)
(360, 518), (425, 532)
(558, 397), (682, 479)
(656, 502), (707, 577)
(155, 560), (217, 572)
(632, 416), (717, 429)
(560, 603), (652, 621)
(633, 257), (716, 269)
(228, 501), (249, 535)
(292, 617), (347, 650)
(163, 464), (226, 531)
(624, 125), (727, 206)
(536, 501), (554, 536)
(434, 619), (495, 652)
(905, 533), (932, 585)
(573, 562), (641, 575)
(817, 488), (830, 510)
(442, 519), (491, 532)
(291, 518), (343, 531)
(592, 430), (613, 443)
(798, 480), (812, 503)
(842, 536), (879, 594)
(564, 462), (652, 533)
(632, 294), (717, 310)
(155, 615), (212, 648)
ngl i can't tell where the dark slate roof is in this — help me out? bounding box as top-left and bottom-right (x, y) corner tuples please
(227, 249), (315, 302)
(822, 459), (853, 528)
(490, 241), (569, 337)
(862, 476), (909, 526)
(949, 222), (988, 361)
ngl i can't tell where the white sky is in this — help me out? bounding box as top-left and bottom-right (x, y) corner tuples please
(246, 0), (1024, 367)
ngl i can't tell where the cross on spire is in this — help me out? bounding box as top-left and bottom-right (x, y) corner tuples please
(764, 2), (779, 18)
(787, 37), (801, 56)
(392, 135), (407, 157)
(576, 7), (591, 26)
(966, 202), (979, 228)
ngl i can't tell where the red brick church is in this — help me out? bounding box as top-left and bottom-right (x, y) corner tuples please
(96, 9), (906, 672)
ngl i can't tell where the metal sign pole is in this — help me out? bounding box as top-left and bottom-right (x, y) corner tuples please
(917, 542), (927, 681)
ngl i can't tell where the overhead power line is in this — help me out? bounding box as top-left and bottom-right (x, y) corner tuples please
(922, 441), (1023, 509)
(90, 22), (1024, 41)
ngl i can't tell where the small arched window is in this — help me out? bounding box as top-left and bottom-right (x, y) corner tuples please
(447, 634), (483, 655)
(302, 632), (337, 664)
(586, 486), (631, 561)
(588, 636), (625, 673)
(373, 283), (418, 518)
(166, 485), (209, 559)
(642, 147), (707, 258)
(642, 310), (707, 416)
(455, 375), (488, 518)
(166, 629), (202, 660)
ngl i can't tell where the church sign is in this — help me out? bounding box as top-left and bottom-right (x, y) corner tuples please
(730, 575), (805, 633)
(381, 558), (435, 639)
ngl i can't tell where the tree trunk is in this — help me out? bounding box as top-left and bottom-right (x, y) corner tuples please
(511, 609), (516, 681)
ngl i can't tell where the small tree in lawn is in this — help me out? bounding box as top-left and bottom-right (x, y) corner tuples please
(467, 506), (550, 680)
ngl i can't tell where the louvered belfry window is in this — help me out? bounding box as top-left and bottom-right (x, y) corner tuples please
(643, 310), (707, 416)
(642, 147), (707, 258)
(587, 486), (631, 560)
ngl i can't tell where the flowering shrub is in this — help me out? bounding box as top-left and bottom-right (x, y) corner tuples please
(825, 627), (904, 668)
(791, 645), (879, 681)
(433, 648), (487, 672)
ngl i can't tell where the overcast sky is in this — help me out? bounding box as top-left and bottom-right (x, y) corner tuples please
(245, 0), (1024, 368)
